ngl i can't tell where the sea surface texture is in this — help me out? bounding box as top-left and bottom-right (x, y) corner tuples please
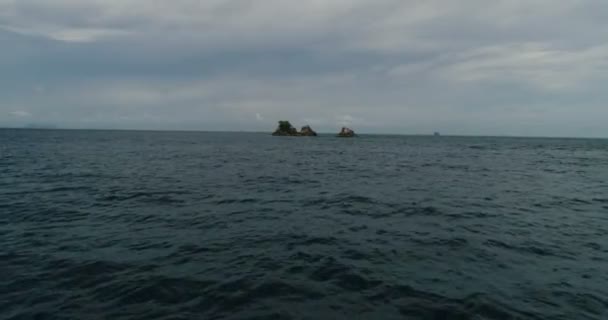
(1, 129), (607, 320)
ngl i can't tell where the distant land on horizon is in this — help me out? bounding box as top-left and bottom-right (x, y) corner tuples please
(23, 123), (59, 129)
(1, 126), (607, 140)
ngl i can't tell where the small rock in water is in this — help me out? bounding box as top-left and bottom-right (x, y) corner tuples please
(337, 127), (356, 137)
(299, 125), (317, 136)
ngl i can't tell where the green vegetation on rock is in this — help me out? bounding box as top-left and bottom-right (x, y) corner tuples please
(272, 121), (300, 136)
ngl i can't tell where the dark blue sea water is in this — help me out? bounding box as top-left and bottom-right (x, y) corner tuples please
(1, 129), (607, 320)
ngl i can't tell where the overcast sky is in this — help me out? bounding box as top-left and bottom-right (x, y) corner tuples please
(1, 1), (607, 136)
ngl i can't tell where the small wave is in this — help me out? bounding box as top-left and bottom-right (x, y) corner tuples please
(484, 239), (569, 258)
(342, 248), (371, 260)
(101, 194), (187, 206)
(371, 286), (542, 319)
(569, 198), (593, 205)
(308, 257), (382, 291)
(335, 204), (447, 220)
(53, 260), (131, 290)
(86, 276), (215, 307)
(583, 242), (603, 251)
(260, 199), (295, 205)
(248, 281), (324, 300)
(214, 198), (258, 205)
(167, 244), (221, 261)
(412, 237), (469, 249)
(117, 277), (214, 306)
(0, 251), (30, 266)
(546, 290), (608, 317)
(127, 241), (173, 251)
(348, 225), (368, 232)
(204, 279), (324, 314)
(301, 194), (378, 208)
(447, 211), (497, 219)
(154, 195), (185, 204)
(285, 236), (340, 250)
(252, 176), (318, 185)
(288, 251), (325, 264)
(1, 185), (92, 196)
(396, 205), (444, 217)
(15, 208), (89, 223)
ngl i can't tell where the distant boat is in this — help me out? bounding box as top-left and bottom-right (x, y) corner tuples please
(434, 132), (441, 136)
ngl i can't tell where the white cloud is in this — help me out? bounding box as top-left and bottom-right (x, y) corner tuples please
(50, 28), (131, 42)
(440, 43), (608, 91)
(0, 23), (132, 42)
(9, 110), (31, 117)
(2, 0), (601, 48)
(336, 114), (354, 127)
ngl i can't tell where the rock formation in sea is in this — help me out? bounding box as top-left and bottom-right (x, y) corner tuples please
(272, 121), (298, 136)
(337, 127), (356, 137)
(299, 125), (317, 136)
(272, 121), (317, 136)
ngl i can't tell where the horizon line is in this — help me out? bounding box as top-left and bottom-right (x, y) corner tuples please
(1, 127), (607, 140)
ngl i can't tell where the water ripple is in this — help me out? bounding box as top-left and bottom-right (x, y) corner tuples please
(1, 130), (608, 319)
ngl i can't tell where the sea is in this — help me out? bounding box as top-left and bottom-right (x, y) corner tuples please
(1, 129), (607, 320)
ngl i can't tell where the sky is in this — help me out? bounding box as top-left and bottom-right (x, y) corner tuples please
(1, 0), (607, 137)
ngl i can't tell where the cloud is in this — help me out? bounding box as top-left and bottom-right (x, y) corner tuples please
(9, 110), (31, 117)
(336, 115), (354, 127)
(0, 24), (131, 42)
(0, 1), (607, 136)
(439, 43), (608, 91)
